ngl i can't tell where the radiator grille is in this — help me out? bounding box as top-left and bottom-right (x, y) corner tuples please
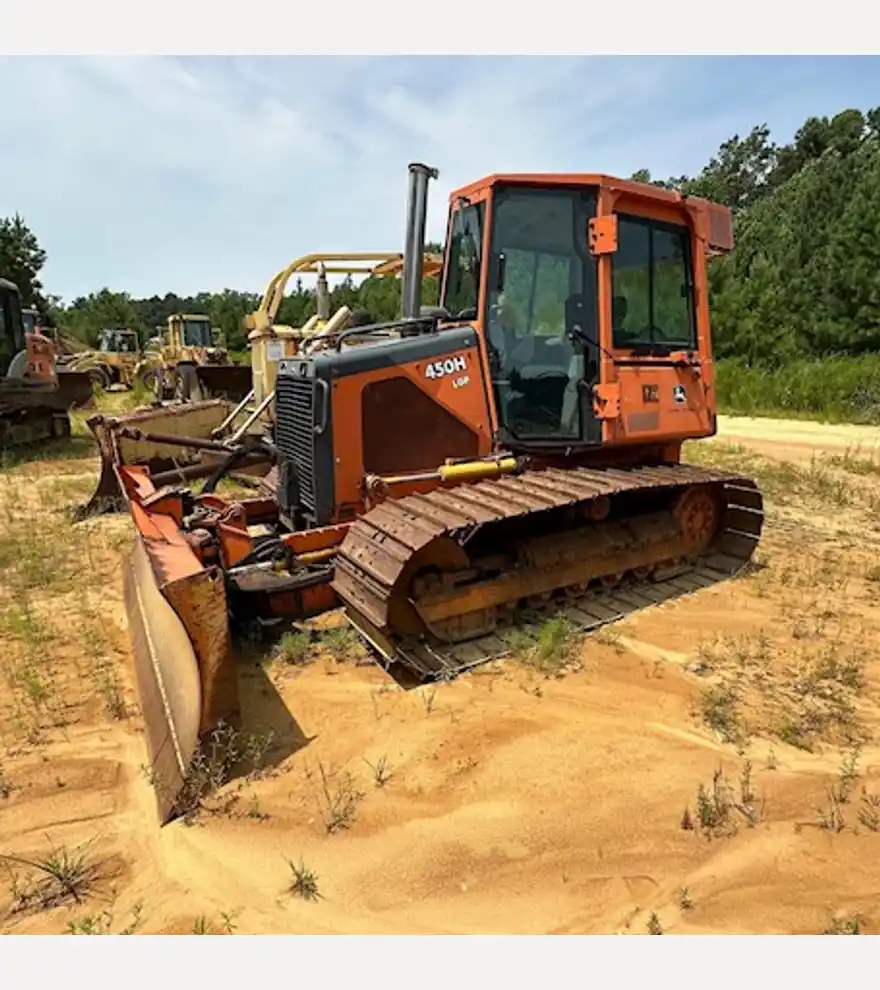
(275, 374), (316, 514)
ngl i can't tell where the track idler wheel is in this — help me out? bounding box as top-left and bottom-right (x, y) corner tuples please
(672, 484), (723, 553)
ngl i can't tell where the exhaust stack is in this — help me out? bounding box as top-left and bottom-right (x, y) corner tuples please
(401, 162), (439, 320)
(316, 263), (330, 320)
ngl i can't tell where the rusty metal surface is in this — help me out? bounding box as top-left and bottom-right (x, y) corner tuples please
(123, 535), (203, 824)
(332, 462), (764, 678)
(76, 400), (235, 519)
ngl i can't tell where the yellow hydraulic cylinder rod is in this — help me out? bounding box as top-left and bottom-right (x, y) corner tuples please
(374, 457), (520, 490)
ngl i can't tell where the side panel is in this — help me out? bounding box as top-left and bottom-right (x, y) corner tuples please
(611, 364), (713, 443)
(274, 327), (493, 529)
(329, 329), (493, 520)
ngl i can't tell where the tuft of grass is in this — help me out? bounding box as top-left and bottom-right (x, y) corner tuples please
(314, 761), (364, 834)
(286, 858), (321, 901)
(272, 631), (313, 666)
(142, 721), (275, 824)
(192, 912), (237, 934)
(699, 683), (746, 745)
(646, 912), (663, 934)
(363, 754), (393, 787)
(677, 887), (694, 911)
(66, 902), (144, 935)
(823, 913), (864, 935)
(3, 839), (105, 914)
(857, 790), (880, 831)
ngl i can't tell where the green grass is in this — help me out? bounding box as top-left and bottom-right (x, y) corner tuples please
(715, 356), (880, 424)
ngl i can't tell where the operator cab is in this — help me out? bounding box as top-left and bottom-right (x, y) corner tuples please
(439, 176), (704, 452)
(99, 328), (139, 353)
(0, 279), (25, 377)
(181, 316), (213, 348)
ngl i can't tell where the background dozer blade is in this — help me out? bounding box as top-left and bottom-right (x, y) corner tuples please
(56, 368), (96, 410)
(77, 399), (236, 519)
(123, 532), (239, 824)
(194, 365), (253, 403)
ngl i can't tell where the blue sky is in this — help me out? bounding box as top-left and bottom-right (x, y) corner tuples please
(2, 55), (878, 303)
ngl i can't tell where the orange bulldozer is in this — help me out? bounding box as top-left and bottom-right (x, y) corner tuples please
(1, 279), (94, 453)
(102, 164), (764, 823)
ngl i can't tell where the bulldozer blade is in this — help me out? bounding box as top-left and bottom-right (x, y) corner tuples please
(77, 399), (235, 519)
(123, 530), (239, 824)
(56, 368), (96, 410)
(195, 365), (253, 403)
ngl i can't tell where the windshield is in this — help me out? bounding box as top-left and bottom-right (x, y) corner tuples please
(441, 202), (484, 319)
(99, 329), (137, 352)
(22, 310), (37, 335)
(611, 214), (695, 350)
(183, 318), (213, 347)
(485, 185), (598, 442)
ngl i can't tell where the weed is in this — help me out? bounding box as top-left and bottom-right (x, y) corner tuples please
(421, 685), (438, 714)
(857, 790), (880, 831)
(677, 887), (694, 911)
(739, 759), (755, 805)
(320, 625), (366, 663)
(3, 839), (105, 914)
(363, 754), (393, 787)
(823, 913), (863, 935)
(192, 912), (237, 934)
(66, 902), (144, 935)
(142, 722), (275, 823)
(273, 631), (313, 666)
(646, 912), (663, 934)
(314, 761), (364, 834)
(287, 858), (321, 901)
(816, 788), (846, 833)
(699, 683), (745, 744)
(836, 747), (861, 803)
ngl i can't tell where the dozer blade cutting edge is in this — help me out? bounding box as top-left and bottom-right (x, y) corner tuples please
(119, 467), (239, 823)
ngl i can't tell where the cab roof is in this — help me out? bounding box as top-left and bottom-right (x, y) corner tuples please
(449, 172), (717, 208)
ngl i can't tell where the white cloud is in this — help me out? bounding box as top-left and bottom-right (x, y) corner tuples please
(0, 55), (876, 301)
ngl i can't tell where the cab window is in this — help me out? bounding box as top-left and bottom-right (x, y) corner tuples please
(611, 215), (695, 350)
(442, 203), (484, 319)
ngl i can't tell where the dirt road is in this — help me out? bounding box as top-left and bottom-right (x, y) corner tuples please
(1, 414), (878, 935)
(717, 414), (880, 464)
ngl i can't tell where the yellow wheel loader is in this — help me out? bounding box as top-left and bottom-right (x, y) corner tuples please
(63, 327), (149, 392)
(148, 313), (252, 404)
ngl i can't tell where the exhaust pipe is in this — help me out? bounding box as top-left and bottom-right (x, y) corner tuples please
(316, 263), (330, 320)
(401, 162), (439, 320)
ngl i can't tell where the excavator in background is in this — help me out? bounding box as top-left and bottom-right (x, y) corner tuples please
(1, 279), (94, 453)
(102, 164), (764, 823)
(77, 251), (443, 518)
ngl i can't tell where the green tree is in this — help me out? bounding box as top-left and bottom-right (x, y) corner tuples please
(0, 213), (48, 308)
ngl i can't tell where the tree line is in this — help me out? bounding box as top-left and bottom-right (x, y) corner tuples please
(2, 105), (879, 367)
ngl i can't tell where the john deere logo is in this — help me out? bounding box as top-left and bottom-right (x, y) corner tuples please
(673, 385), (686, 404)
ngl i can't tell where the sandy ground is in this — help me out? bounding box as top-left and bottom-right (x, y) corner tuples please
(1, 413), (879, 935)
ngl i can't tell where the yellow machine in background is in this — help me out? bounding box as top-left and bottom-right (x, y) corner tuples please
(149, 313), (252, 403)
(64, 327), (147, 391)
(78, 251), (442, 516)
